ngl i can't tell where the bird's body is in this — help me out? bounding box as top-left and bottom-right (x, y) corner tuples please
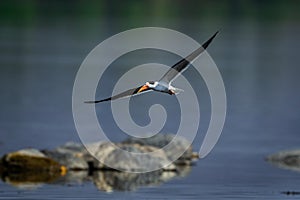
(146, 81), (183, 95)
(146, 81), (173, 94)
(85, 31), (218, 104)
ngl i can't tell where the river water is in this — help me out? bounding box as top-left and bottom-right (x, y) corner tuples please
(1, 2), (300, 199)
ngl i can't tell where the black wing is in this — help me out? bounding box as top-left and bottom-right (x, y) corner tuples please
(84, 85), (152, 103)
(159, 31), (219, 84)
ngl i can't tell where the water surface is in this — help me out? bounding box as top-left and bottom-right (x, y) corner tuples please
(1, 1), (300, 199)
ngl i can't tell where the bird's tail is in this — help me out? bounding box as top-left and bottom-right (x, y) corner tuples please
(173, 87), (184, 94)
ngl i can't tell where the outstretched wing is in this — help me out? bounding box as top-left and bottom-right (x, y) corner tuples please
(159, 31), (219, 84)
(84, 85), (152, 103)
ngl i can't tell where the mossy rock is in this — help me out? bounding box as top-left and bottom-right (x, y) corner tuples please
(1, 149), (62, 173)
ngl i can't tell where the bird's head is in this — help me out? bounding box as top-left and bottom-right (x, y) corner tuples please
(146, 81), (158, 88)
(137, 81), (156, 93)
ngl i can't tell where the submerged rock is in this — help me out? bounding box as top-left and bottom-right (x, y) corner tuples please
(266, 149), (300, 172)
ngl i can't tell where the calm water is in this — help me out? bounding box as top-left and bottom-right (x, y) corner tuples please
(1, 7), (300, 199)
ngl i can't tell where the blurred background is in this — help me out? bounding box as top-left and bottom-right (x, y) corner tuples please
(0, 0), (300, 199)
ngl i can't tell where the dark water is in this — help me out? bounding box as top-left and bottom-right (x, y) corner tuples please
(1, 1), (300, 199)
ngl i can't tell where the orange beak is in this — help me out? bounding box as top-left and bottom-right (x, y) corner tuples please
(137, 85), (149, 93)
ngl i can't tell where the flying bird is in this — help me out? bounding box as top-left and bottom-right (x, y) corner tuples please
(85, 31), (218, 103)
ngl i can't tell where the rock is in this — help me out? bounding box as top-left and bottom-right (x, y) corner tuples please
(0, 148), (66, 189)
(0, 134), (196, 191)
(1, 149), (63, 173)
(266, 149), (300, 172)
(0, 134), (196, 173)
(123, 134), (194, 165)
(87, 142), (176, 172)
(42, 142), (91, 170)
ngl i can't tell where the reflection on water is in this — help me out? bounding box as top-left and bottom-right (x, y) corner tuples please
(0, 170), (61, 190)
(93, 167), (191, 192)
(0, 167), (191, 192)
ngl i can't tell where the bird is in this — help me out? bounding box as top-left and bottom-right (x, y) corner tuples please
(85, 31), (218, 104)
